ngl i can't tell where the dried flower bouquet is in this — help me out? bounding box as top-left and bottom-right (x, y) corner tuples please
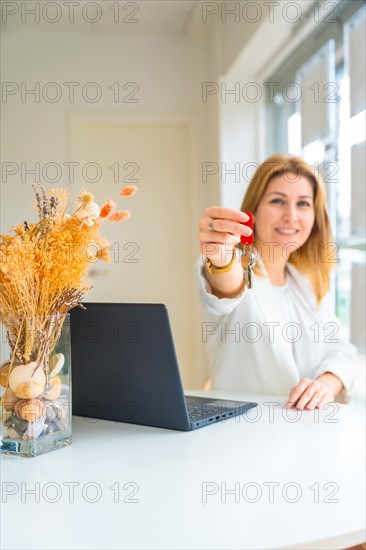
(0, 184), (137, 455)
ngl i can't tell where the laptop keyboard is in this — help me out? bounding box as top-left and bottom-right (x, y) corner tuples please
(187, 401), (234, 420)
(187, 405), (205, 419)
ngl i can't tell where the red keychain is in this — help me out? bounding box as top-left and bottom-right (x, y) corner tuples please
(240, 212), (255, 289)
(240, 212), (254, 245)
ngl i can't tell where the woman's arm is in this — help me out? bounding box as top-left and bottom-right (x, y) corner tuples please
(204, 255), (246, 299)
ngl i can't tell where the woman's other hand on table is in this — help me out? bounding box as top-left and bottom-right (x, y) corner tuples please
(284, 373), (343, 410)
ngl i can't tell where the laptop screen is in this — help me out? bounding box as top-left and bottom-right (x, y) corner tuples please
(70, 303), (190, 430)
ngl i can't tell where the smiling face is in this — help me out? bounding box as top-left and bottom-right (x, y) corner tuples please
(254, 172), (315, 251)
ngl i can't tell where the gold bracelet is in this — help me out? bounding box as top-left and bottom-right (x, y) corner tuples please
(206, 249), (236, 275)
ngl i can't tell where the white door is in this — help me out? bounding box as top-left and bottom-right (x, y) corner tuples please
(68, 114), (204, 387)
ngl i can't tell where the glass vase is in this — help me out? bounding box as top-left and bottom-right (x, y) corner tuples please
(0, 314), (72, 457)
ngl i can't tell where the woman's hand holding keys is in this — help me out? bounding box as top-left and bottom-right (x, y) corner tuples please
(198, 207), (252, 267)
(198, 207), (253, 299)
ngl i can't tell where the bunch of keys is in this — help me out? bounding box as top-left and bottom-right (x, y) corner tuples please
(240, 212), (256, 289)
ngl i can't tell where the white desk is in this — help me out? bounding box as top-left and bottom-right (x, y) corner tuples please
(1, 390), (365, 550)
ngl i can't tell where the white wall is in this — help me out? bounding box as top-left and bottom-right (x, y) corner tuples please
(1, 28), (211, 221)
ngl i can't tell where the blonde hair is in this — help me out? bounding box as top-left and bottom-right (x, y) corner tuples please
(240, 154), (334, 304)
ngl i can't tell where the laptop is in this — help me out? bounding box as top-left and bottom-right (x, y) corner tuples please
(70, 303), (257, 431)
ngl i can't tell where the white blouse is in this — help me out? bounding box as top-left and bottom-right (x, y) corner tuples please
(271, 279), (323, 380)
(198, 255), (356, 402)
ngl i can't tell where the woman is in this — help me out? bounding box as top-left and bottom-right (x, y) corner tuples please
(198, 154), (355, 409)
